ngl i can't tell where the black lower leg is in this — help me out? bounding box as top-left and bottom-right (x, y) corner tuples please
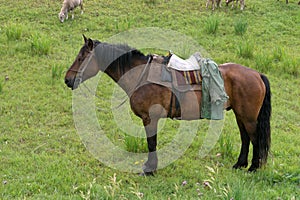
(233, 121), (250, 169)
(142, 134), (158, 175)
(248, 142), (260, 172)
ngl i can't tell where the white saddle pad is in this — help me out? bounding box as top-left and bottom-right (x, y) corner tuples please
(167, 53), (201, 71)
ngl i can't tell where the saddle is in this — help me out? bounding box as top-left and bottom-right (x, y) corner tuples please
(148, 53), (202, 92)
(146, 52), (228, 120)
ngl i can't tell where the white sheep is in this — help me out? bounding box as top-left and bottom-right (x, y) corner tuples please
(226, 0), (245, 10)
(58, 0), (83, 23)
(206, 0), (222, 10)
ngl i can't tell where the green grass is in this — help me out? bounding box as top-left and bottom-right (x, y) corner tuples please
(51, 64), (64, 81)
(218, 131), (234, 159)
(30, 33), (51, 55)
(5, 24), (23, 41)
(255, 52), (272, 73)
(124, 134), (148, 153)
(236, 40), (254, 59)
(1, 0), (300, 199)
(205, 16), (219, 35)
(272, 46), (286, 62)
(234, 19), (248, 36)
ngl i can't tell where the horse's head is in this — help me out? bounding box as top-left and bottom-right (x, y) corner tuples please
(65, 35), (100, 90)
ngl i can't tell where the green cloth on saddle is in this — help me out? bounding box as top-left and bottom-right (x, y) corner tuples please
(199, 58), (229, 120)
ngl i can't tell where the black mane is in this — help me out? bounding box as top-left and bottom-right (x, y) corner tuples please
(93, 42), (147, 74)
(102, 43), (145, 58)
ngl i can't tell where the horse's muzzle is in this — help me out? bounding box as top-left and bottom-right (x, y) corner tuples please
(65, 77), (81, 90)
(65, 77), (75, 89)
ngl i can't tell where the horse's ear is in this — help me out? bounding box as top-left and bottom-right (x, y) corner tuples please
(83, 34), (88, 43)
(87, 38), (94, 51)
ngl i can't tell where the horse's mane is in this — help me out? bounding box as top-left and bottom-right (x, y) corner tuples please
(93, 42), (146, 72)
(97, 42), (145, 57)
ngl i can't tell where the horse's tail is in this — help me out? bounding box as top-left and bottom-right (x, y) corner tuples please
(257, 74), (272, 165)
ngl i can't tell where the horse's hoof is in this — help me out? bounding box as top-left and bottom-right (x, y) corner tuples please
(139, 171), (155, 176)
(248, 165), (258, 172)
(233, 162), (248, 169)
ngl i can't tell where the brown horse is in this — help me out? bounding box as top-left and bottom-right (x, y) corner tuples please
(65, 35), (271, 175)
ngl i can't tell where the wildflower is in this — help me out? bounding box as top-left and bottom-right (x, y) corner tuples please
(203, 181), (212, 190)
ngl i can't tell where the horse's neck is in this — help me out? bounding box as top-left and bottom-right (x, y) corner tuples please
(105, 54), (148, 80)
(104, 54), (149, 95)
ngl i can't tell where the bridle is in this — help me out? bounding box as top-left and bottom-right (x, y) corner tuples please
(69, 49), (153, 111)
(72, 51), (94, 75)
(68, 51), (95, 88)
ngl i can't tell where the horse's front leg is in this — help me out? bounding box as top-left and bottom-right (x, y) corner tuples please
(142, 117), (158, 176)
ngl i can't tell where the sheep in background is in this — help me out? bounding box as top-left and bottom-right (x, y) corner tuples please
(59, 0), (83, 23)
(206, 0), (222, 10)
(226, 0), (245, 10)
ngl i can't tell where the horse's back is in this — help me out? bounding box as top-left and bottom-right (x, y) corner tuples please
(219, 63), (266, 121)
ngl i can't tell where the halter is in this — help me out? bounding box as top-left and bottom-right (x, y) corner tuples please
(72, 52), (153, 111)
(69, 51), (94, 86)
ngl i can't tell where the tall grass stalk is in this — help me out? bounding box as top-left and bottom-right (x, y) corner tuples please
(114, 18), (132, 32)
(236, 41), (254, 59)
(124, 135), (147, 153)
(234, 19), (247, 36)
(218, 133), (233, 159)
(104, 173), (122, 199)
(0, 82), (2, 93)
(273, 46), (285, 62)
(6, 24), (23, 41)
(30, 33), (51, 55)
(52, 65), (64, 80)
(205, 16), (219, 34)
(282, 57), (299, 77)
(255, 53), (272, 73)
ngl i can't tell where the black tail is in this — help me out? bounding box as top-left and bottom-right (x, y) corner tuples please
(257, 74), (272, 165)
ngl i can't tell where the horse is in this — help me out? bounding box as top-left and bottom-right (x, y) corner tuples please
(64, 35), (271, 175)
(58, 0), (83, 23)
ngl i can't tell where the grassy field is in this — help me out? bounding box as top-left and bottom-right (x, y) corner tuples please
(1, 0), (300, 199)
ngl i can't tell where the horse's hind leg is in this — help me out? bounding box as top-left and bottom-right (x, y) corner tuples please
(233, 117), (261, 172)
(248, 140), (260, 172)
(244, 121), (261, 171)
(233, 118), (250, 169)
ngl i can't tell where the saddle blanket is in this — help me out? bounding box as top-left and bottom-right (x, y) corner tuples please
(174, 70), (202, 85)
